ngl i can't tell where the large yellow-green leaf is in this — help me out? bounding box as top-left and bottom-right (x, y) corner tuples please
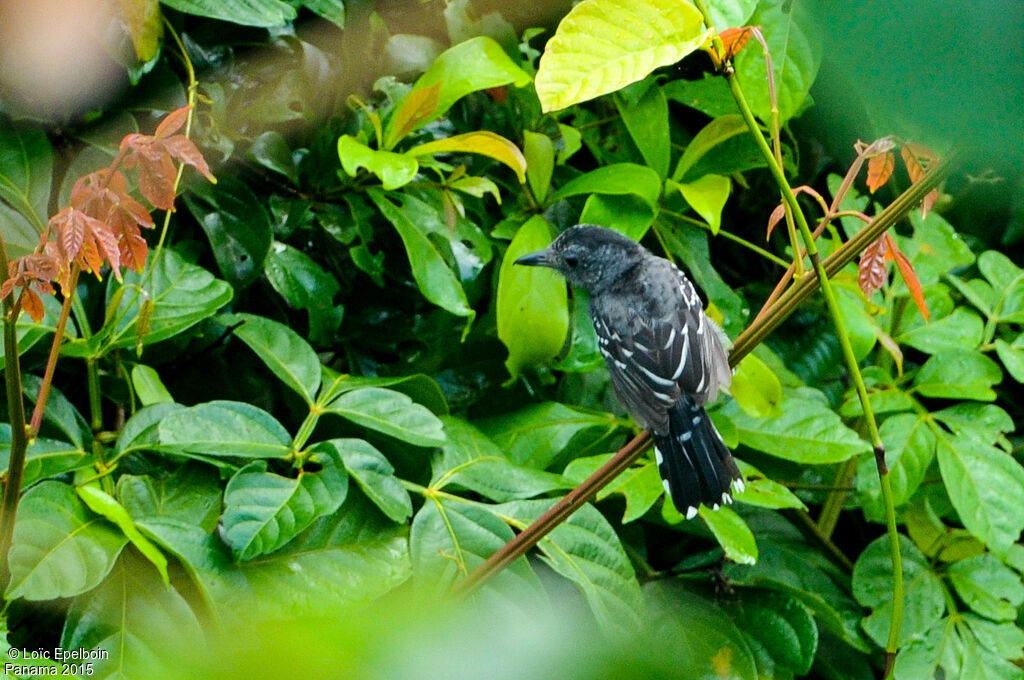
(496, 216), (568, 380)
(383, 36), (530, 146)
(407, 131), (526, 183)
(535, 0), (711, 112)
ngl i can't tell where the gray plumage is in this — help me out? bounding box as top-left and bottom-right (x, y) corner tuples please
(515, 224), (743, 518)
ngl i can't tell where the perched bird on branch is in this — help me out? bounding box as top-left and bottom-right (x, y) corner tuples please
(516, 224), (743, 518)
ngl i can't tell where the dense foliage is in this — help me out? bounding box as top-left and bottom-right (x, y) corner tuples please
(1, 1), (1022, 679)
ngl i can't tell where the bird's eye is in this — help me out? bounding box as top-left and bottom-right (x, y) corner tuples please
(564, 256), (579, 268)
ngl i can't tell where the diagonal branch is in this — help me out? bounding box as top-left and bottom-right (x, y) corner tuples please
(454, 148), (959, 598)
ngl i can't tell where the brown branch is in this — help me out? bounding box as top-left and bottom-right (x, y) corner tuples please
(454, 147), (962, 597)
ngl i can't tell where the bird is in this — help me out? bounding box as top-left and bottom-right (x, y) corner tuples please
(515, 224), (744, 519)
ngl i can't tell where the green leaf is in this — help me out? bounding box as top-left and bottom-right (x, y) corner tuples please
(731, 352), (782, 418)
(319, 370), (450, 417)
(723, 514), (867, 651)
(114, 402), (184, 459)
(407, 131), (526, 183)
(615, 81), (670, 178)
(534, 0), (711, 112)
(556, 123), (583, 165)
(142, 491), (409, 624)
(563, 453), (662, 522)
(384, 36), (530, 143)
(898, 211), (974, 285)
(6, 481), (127, 601)
(76, 483), (169, 585)
(263, 241), (344, 344)
(898, 307), (984, 354)
(645, 583), (758, 680)
(913, 349), (1002, 401)
(672, 114), (747, 181)
(523, 130), (554, 202)
(835, 285), (878, 361)
(184, 176), (273, 288)
(301, 0), (345, 29)
(579, 193), (656, 241)
(21, 374), (90, 448)
(61, 551), (205, 680)
(0, 118), (51, 254)
(496, 499), (644, 634)
(994, 337), (1024, 382)
(246, 130), (299, 183)
(550, 289), (605, 373)
(160, 0), (296, 26)
(227, 312), (321, 404)
(338, 134), (419, 190)
(477, 402), (620, 469)
(663, 75), (737, 119)
(742, 590), (818, 675)
(367, 188), (475, 323)
(324, 386), (446, 447)
(978, 250), (1024, 322)
(318, 438), (412, 522)
(733, 0), (821, 122)
(130, 364), (173, 405)
(856, 413), (935, 522)
(675, 174), (730, 234)
(723, 395), (870, 463)
(733, 460), (806, 510)
(221, 452), (348, 560)
(435, 417), (565, 503)
(410, 495), (543, 598)
(705, 0), (758, 33)
(158, 401), (292, 459)
(117, 464), (222, 532)
(497, 216), (569, 380)
(852, 534), (945, 647)
(0, 427), (91, 487)
(936, 432), (1024, 554)
(550, 163), (661, 211)
(933, 402), (1014, 442)
(64, 248), (233, 357)
(699, 505), (757, 565)
(947, 554), (1024, 620)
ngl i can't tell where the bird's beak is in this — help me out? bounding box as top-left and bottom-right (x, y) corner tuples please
(514, 249), (553, 267)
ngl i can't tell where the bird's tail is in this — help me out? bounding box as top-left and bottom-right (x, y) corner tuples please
(652, 395), (744, 519)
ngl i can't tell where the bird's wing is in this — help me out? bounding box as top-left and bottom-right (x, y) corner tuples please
(593, 264), (730, 433)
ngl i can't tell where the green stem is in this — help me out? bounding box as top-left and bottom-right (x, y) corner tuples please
(717, 37), (903, 673)
(0, 237), (28, 593)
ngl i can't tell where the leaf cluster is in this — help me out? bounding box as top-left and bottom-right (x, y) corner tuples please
(0, 1), (1022, 679)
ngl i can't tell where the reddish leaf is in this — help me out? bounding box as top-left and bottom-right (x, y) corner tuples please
(900, 142), (940, 217)
(766, 203), (786, 239)
(718, 26), (756, 61)
(120, 108), (215, 210)
(20, 287), (44, 323)
(866, 152), (895, 193)
(885, 233), (929, 321)
(47, 207), (122, 280)
(160, 135), (215, 182)
(120, 232), (150, 272)
(154, 105), (191, 138)
(859, 235), (888, 296)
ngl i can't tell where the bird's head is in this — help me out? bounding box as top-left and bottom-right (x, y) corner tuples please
(514, 224), (644, 293)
